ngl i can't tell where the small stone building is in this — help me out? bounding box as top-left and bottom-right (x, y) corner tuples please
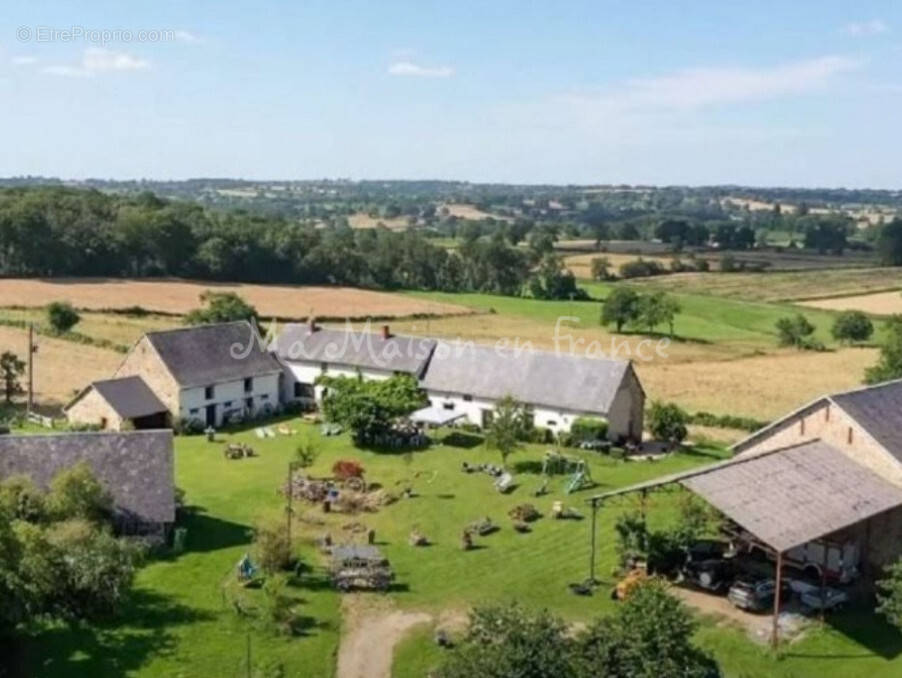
(65, 375), (169, 431)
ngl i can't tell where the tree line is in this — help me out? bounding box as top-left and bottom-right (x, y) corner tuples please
(0, 186), (582, 299)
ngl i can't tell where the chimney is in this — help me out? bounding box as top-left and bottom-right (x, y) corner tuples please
(382, 324), (391, 340)
(308, 316), (318, 333)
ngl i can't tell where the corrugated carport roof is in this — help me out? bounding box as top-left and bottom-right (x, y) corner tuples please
(590, 440), (902, 552)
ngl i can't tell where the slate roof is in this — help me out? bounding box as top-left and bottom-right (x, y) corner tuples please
(421, 341), (633, 414)
(146, 321), (283, 388)
(732, 378), (902, 462)
(0, 430), (175, 525)
(68, 376), (167, 419)
(831, 379), (902, 463)
(274, 325), (436, 376)
(591, 440), (902, 552)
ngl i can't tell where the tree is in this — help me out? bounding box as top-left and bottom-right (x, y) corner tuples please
(46, 301), (80, 333)
(45, 461), (113, 524)
(185, 291), (260, 325)
(318, 374), (426, 445)
(0, 351), (25, 403)
(575, 579), (715, 678)
(636, 292), (681, 336)
(590, 257), (612, 281)
(435, 603), (575, 678)
(485, 395), (525, 467)
(647, 401), (688, 448)
(877, 219), (902, 266)
(877, 558), (902, 630)
(601, 287), (640, 332)
(831, 310), (874, 345)
(528, 254), (589, 300)
(866, 315), (902, 384)
(775, 313), (818, 349)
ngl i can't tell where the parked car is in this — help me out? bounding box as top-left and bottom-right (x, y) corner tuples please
(800, 586), (849, 612)
(686, 540), (730, 563)
(727, 576), (793, 612)
(683, 558), (735, 593)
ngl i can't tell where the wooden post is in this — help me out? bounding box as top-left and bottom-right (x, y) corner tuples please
(589, 500), (598, 584)
(772, 550), (783, 649)
(26, 322), (34, 413)
(286, 462), (294, 548)
(820, 543), (828, 622)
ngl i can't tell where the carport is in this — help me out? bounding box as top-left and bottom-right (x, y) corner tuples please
(586, 440), (902, 646)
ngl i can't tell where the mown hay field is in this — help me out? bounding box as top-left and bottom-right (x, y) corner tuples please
(801, 290), (902, 316)
(0, 278), (471, 319)
(631, 268), (902, 302)
(0, 326), (122, 407)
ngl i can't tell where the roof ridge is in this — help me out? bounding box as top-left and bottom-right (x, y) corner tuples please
(829, 377), (902, 400)
(0, 429), (171, 440)
(145, 319), (251, 337)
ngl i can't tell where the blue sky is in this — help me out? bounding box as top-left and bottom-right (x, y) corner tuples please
(1, 1), (900, 187)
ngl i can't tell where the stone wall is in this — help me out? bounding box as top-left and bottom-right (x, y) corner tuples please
(735, 399), (902, 487)
(114, 337), (181, 416)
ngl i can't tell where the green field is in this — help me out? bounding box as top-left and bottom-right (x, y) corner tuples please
(12, 419), (902, 678)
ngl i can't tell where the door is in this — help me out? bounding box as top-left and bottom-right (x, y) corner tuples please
(481, 408), (494, 429)
(205, 404), (217, 427)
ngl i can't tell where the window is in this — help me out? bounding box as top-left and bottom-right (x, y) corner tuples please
(848, 427), (854, 444)
(204, 385), (215, 400)
(189, 408), (199, 416)
(244, 377), (253, 393)
(523, 410), (535, 430)
(825, 405), (830, 422)
(799, 417), (805, 435)
(224, 401), (233, 407)
(261, 394), (269, 400)
(547, 419), (558, 427)
(320, 362), (328, 372)
(245, 397), (253, 410)
(463, 394), (473, 402)
(443, 402), (455, 411)
(481, 409), (494, 429)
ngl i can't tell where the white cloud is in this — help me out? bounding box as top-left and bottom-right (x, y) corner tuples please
(11, 56), (37, 66)
(42, 48), (150, 78)
(563, 55), (864, 112)
(843, 20), (889, 36)
(174, 30), (203, 44)
(388, 61), (454, 78)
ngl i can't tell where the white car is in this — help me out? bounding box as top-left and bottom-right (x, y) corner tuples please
(800, 586), (849, 612)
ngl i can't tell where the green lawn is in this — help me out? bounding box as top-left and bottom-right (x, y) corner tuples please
(15, 420), (902, 677)
(405, 282), (854, 351)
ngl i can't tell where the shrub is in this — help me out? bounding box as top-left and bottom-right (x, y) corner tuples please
(46, 301), (80, 334)
(253, 518), (292, 574)
(570, 417), (608, 443)
(832, 310), (874, 344)
(173, 417), (205, 436)
(332, 460), (365, 480)
(619, 258), (666, 279)
(775, 313), (821, 350)
(647, 402), (688, 448)
(686, 411), (768, 432)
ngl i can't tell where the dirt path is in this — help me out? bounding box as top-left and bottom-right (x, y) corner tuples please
(337, 598), (432, 678)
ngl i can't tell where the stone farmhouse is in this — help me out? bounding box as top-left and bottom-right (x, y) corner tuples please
(68, 321), (283, 429)
(0, 430), (176, 537)
(274, 321), (645, 442)
(67, 319), (646, 441)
